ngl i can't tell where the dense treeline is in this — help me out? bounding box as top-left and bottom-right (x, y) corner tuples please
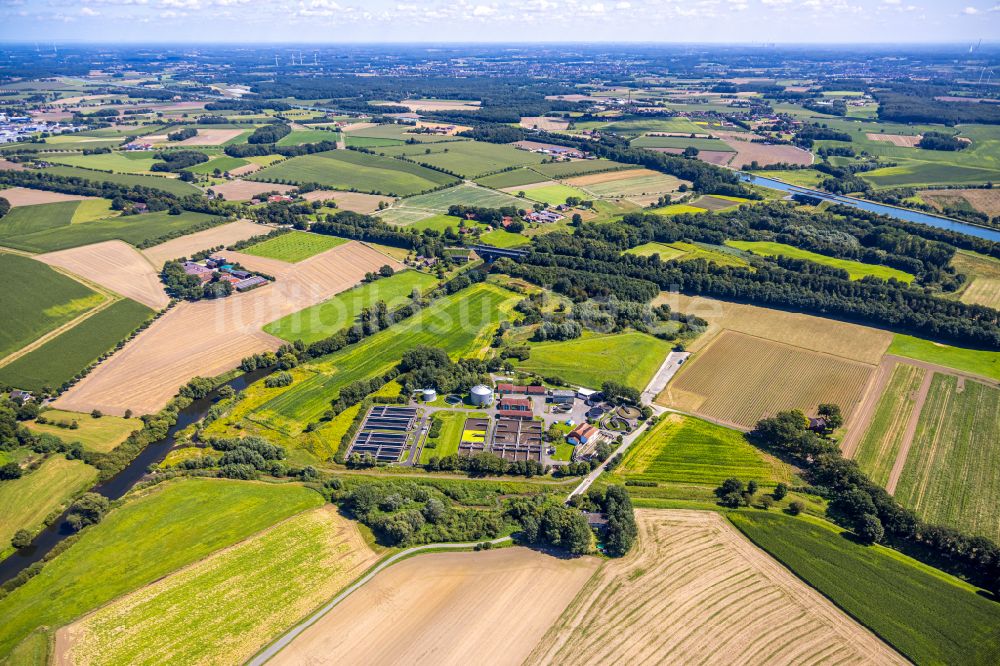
(750, 411), (1000, 594)
(204, 100), (292, 112)
(224, 139), (339, 158)
(167, 127), (197, 142)
(150, 150), (209, 173)
(917, 131), (967, 151)
(247, 122), (291, 144)
(876, 86), (1000, 125)
(502, 250), (1000, 348)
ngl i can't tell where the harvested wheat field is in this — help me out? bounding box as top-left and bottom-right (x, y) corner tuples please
(211, 180), (296, 202)
(708, 130), (814, 167)
(0, 187), (93, 207)
(867, 133), (922, 147)
(660, 331), (875, 428)
(271, 547), (599, 666)
(655, 293), (892, 364)
(58, 506), (378, 666)
(526, 510), (905, 666)
(0, 159), (26, 171)
(648, 147), (736, 166)
(303, 190), (395, 213)
(171, 129), (245, 146)
(520, 116), (570, 131)
(921, 188), (1000, 217)
(38, 241), (168, 309)
(227, 162), (262, 177)
(54, 242), (401, 415)
(565, 168), (653, 187)
(141, 220), (266, 268)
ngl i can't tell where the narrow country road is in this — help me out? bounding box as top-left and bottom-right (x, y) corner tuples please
(245, 536), (512, 665)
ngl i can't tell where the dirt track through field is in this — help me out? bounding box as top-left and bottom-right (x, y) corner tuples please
(141, 220), (266, 268)
(269, 547), (599, 666)
(54, 242), (401, 415)
(526, 510), (906, 666)
(885, 369), (934, 494)
(38, 240), (168, 309)
(840, 358), (895, 458)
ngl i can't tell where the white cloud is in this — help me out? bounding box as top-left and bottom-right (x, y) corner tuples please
(80, 6), (99, 14)
(962, 5), (979, 13)
(472, 4), (496, 16)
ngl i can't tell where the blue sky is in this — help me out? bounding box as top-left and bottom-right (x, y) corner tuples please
(0, 0), (997, 43)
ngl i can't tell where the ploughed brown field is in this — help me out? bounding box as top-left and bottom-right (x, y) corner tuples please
(526, 510), (906, 666)
(53, 241), (401, 415)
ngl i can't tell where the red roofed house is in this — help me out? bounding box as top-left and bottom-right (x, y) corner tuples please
(525, 385), (546, 396)
(567, 422), (599, 446)
(497, 383), (528, 395)
(497, 397), (533, 419)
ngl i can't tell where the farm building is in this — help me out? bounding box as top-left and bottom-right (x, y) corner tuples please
(526, 385), (546, 396)
(444, 248), (477, 263)
(525, 210), (564, 224)
(567, 422), (599, 445)
(497, 397), (533, 420)
(551, 389), (576, 404)
(470, 384), (493, 406)
(234, 276), (268, 291)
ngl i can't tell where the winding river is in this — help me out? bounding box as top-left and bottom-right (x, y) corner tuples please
(740, 173), (1000, 243)
(0, 368), (270, 585)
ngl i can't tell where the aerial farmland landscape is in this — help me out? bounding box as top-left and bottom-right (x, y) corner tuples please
(1, 3), (1000, 664)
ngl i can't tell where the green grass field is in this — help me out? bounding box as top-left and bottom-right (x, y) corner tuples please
(39, 165), (201, 196)
(403, 214), (473, 233)
(951, 249), (1000, 310)
(25, 409), (142, 453)
(0, 201), (80, 240)
(184, 155), (249, 175)
(852, 363), (926, 487)
(749, 168), (826, 188)
(46, 152), (158, 174)
(518, 331), (671, 391)
(66, 506), (374, 666)
(0, 455), (96, 553)
(0, 253), (104, 359)
(579, 171), (686, 199)
(240, 230), (347, 263)
(650, 203), (709, 216)
(519, 183), (590, 205)
(0, 298), (153, 391)
(70, 199), (117, 224)
(602, 117), (706, 135)
(727, 240), (915, 282)
(0, 478), (322, 660)
(251, 150), (457, 196)
(624, 241), (689, 261)
(895, 374), (1000, 540)
(275, 129), (340, 146)
(1, 210), (221, 253)
(243, 283), (518, 434)
(264, 270), (438, 344)
(382, 140), (546, 178)
(419, 410), (481, 463)
(630, 135), (736, 152)
(479, 229), (531, 248)
(344, 135), (405, 148)
(391, 183), (523, 212)
(614, 414), (791, 486)
(887, 334), (1000, 381)
(475, 167), (550, 189)
(532, 160), (629, 179)
(729, 511), (1000, 665)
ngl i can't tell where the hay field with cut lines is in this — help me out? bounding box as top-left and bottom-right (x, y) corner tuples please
(526, 510), (905, 666)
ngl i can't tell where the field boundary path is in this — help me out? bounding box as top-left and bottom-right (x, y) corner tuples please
(641, 351), (689, 404)
(885, 369), (933, 495)
(246, 536), (512, 666)
(840, 357), (895, 458)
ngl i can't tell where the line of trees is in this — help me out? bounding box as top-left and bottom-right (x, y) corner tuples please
(749, 410), (1000, 595)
